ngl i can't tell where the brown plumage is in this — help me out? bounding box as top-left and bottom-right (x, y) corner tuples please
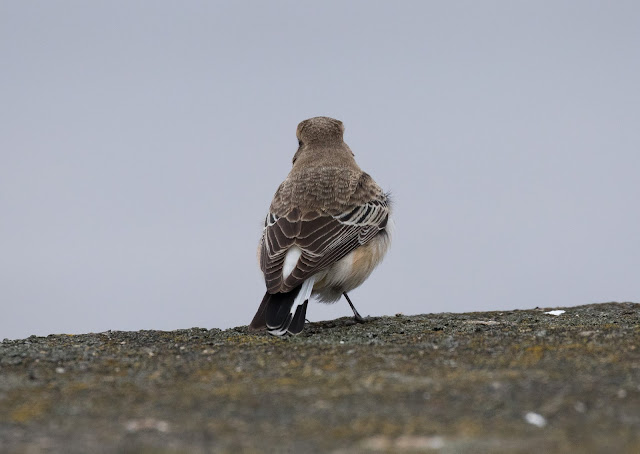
(250, 117), (392, 336)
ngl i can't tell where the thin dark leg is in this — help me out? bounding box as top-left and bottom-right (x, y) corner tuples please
(343, 292), (366, 323)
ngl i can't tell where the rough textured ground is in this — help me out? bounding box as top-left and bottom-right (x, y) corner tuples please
(1, 302), (639, 453)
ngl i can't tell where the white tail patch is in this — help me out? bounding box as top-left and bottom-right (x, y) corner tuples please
(294, 275), (316, 309)
(282, 246), (302, 280)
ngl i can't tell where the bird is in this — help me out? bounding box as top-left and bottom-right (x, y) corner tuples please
(249, 116), (392, 336)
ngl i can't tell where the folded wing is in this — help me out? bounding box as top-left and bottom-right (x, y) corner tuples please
(259, 172), (390, 294)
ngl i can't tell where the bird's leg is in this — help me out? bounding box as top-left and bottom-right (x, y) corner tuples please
(343, 292), (366, 323)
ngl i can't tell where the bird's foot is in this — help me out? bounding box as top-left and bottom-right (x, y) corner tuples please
(353, 313), (368, 323)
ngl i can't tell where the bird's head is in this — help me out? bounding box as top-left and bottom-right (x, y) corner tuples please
(292, 117), (354, 166)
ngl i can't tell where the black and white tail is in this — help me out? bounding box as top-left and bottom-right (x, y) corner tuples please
(249, 276), (315, 336)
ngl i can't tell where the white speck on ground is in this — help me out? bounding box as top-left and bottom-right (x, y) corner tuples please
(544, 310), (566, 316)
(525, 412), (547, 428)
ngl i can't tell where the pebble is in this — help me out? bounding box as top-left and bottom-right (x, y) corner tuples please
(524, 412), (547, 428)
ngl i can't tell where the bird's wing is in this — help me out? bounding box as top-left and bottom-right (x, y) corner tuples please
(259, 172), (390, 294)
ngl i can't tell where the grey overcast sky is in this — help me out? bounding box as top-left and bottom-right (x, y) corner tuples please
(2, 1), (639, 340)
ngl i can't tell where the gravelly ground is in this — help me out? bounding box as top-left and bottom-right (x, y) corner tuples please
(1, 302), (639, 453)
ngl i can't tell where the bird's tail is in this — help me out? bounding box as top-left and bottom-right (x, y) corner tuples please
(249, 276), (315, 336)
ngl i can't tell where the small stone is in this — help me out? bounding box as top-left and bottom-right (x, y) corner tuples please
(524, 412), (547, 428)
(574, 401), (586, 413)
(544, 310), (566, 316)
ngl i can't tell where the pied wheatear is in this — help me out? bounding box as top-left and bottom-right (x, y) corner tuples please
(250, 117), (392, 336)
